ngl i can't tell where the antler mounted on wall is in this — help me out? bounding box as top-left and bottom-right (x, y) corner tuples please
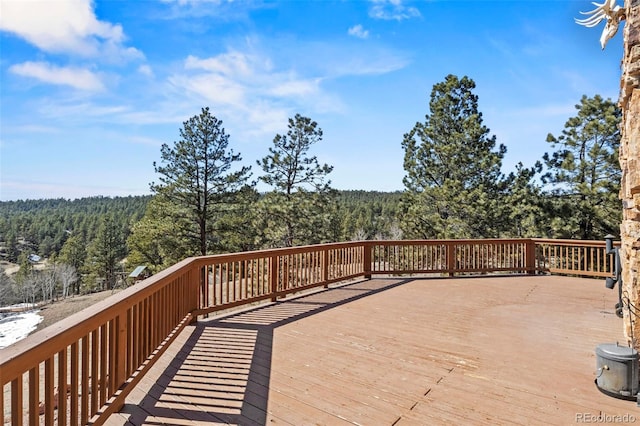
(575, 0), (626, 49)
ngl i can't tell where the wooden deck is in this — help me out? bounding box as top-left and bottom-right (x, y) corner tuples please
(104, 275), (638, 425)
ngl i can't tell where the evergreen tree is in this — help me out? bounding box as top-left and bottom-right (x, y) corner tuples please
(86, 215), (125, 291)
(256, 114), (337, 247)
(503, 162), (547, 237)
(4, 230), (19, 263)
(126, 196), (195, 273)
(213, 185), (261, 253)
(401, 74), (506, 238)
(0, 268), (18, 306)
(151, 107), (253, 256)
(59, 233), (87, 294)
(15, 252), (33, 283)
(542, 95), (621, 239)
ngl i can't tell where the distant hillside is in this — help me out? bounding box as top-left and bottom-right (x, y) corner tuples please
(0, 195), (151, 262)
(0, 191), (404, 265)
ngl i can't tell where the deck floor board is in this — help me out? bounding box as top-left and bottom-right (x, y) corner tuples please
(106, 275), (638, 425)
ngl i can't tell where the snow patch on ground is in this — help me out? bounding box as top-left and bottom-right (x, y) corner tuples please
(0, 310), (43, 349)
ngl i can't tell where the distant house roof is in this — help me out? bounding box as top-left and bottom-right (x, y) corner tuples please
(129, 265), (147, 278)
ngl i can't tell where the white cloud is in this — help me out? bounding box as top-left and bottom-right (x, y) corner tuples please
(348, 24), (369, 39)
(9, 61), (104, 91)
(165, 40), (408, 139)
(0, 0), (142, 61)
(166, 49), (341, 141)
(369, 0), (421, 21)
(268, 79), (320, 97)
(178, 51), (321, 105)
(138, 64), (154, 77)
(185, 52), (258, 77)
(244, 101), (291, 138)
(156, 0), (259, 21)
(169, 72), (247, 106)
(330, 53), (409, 77)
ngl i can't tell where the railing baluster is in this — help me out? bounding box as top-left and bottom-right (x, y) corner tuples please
(44, 357), (54, 424)
(144, 298), (150, 358)
(81, 336), (89, 425)
(108, 319), (116, 396)
(90, 328), (98, 415)
(70, 341), (78, 426)
(28, 366), (38, 426)
(57, 347), (67, 426)
(100, 324), (108, 407)
(11, 376), (22, 426)
(270, 255), (278, 302)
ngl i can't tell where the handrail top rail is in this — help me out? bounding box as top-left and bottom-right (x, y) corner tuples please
(532, 237), (620, 246)
(365, 238), (533, 245)
(190, 240), (366, 266)
(191, 238), (620, 266)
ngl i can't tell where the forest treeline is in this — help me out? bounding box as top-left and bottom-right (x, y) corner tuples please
(0, 190), (401, 265)
(0, 74), (622, 305)
(0, 191), (401, 304)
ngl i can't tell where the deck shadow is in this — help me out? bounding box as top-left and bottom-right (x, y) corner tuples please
(119, 278), (412, 425)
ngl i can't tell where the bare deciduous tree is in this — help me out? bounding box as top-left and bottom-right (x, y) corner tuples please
(56, 263), (77, 299)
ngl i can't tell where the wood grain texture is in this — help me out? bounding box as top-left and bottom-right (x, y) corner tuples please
(105, 276), (635, 426)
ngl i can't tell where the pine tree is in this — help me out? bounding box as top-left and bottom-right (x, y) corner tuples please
(543, 95), (621, 239)
(401, 74), (506, 238)
(256, 114), (336, 247)
(151, 107), (253, 256)
(126, 196), (195, 273)
(59, 233), (86, 294)
(87, 215), (125, 291)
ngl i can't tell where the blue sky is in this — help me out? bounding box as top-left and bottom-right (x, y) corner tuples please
(0, 0), (624, 201)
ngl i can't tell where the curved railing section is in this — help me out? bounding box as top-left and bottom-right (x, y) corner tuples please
(0, 238), (617, 425)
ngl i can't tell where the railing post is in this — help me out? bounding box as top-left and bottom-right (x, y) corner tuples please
(189, 265), (202, 324)
(323, 247), (330, 288)
(526, 239), (537, 274)
(199, 265), (206, 311)
(447, 242), (456, 276)
(270, 255), (278, 302)
(363, 242), (372, 279)
(115, 312), (127, 395)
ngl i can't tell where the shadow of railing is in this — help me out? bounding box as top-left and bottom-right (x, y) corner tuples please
(118, 278), (412, 425)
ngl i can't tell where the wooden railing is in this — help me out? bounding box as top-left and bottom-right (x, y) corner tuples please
(193, 243), (366, 317)
(0, 258), (200, 426)
(533, 238), (617, 278)
(368, 239), (536, 275)
(0, 238), (617, 425)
